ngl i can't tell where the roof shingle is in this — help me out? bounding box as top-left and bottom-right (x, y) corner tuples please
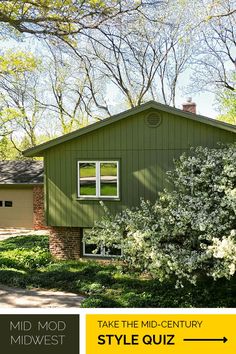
(0, 160), (44, 184)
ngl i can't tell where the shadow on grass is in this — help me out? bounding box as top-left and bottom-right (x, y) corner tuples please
(0, 235), (49, 251)
(1, 236), (236, 307)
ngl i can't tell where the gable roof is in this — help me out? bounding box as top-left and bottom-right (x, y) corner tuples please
(23, 101), (236, 157)
(0, 160), (44, 184)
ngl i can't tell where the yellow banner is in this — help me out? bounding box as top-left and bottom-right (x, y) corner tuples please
(86, 314), (236, 354)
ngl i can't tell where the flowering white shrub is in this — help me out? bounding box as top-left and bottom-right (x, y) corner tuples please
(206, 230), (236, 279)
(86, 144), (236, 284)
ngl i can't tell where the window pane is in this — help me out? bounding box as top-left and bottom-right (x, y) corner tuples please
(5, 201), (12, 207)
(100, 162), (118, 197)
(79, 163), (96, 196)
(84, 243), (102, 256)
(104, 246), (122, 256)
(0, 201), (3, 207)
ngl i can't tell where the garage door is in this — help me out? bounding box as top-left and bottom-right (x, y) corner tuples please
(0, 188), (33, 228)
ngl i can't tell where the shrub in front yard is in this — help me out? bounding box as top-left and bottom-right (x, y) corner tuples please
(0, 235), (51, 270)
(87, 144), (236, 285)
(0, 235), (236, 307)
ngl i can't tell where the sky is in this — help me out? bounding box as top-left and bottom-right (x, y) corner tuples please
(107, 81), (218, 119)
(176, 92), (216, 118)
(1, 36), (219, 123)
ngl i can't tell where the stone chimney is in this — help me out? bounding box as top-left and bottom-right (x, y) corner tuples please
(182, 97), (196, 114)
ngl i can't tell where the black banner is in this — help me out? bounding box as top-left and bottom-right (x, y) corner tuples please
(0, 315), (79, 354)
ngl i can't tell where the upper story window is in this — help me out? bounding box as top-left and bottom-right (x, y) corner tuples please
(78, 161), (119, 199)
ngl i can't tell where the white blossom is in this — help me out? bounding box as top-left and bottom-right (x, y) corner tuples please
(87, 144), (236, 285)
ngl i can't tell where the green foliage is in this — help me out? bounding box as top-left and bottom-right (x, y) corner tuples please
(0, 134), (54, 160)
(0, 1), (140, 38)
(0, 136), (16, 159)
(0, 50), (45, 149)
(0, 235), (236, 307)
(0, 236), (51, 270)
(0, 248), (51, 270)
(217, 80), (236, 125)
(88, 144), (236, 284)
(0, 50), (39, 75)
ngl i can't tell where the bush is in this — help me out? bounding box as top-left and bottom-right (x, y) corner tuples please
(87, 144), (236, 285)
(0, 236), (52, 270)
(0, 235), (236, 307)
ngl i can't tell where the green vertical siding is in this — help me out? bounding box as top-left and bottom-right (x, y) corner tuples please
(45, 109), (235, 227)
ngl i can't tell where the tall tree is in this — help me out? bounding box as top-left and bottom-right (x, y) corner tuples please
(0, 135), (17, 159)
(0, 1), (144, 37)
(187, 0), (235, 103)
(42, 47), (99, 133)
(217, 74), (236, 125)
(68, 1), (195, 109)
(0, 50), (44, 148)
(202, 0), (236, 20)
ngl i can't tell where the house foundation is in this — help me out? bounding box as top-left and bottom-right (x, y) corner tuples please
(49, 227), (82, 260)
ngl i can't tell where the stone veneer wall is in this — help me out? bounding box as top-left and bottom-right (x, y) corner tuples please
(49, 227), (82, 260)
(33, 185), (47, 230)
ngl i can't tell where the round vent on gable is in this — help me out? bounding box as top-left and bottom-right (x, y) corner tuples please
(145, 112), (162, 127)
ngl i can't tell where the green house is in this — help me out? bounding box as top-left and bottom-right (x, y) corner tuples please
(24, 101), (236, 259)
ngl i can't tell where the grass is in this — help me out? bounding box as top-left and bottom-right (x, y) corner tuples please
(80, 164), (117, 177)
(0, 235), (236, 307)
(80, 184), (117, 196)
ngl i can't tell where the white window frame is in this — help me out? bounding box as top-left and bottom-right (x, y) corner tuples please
(83, 242), (122, 258)
(83, 229), (122, 258)
(78, 160), (119, 199)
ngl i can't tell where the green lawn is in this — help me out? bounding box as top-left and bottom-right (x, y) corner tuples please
(80, 164), (117, 177)
(0, 235), (236, 307)
(80, 184), (117, 196)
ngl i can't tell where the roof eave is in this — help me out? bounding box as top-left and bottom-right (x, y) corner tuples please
(23, 102), (155, 157)
(23, 101), (236, 157)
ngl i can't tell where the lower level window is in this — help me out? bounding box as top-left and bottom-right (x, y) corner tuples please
(83, 229), (121, 257)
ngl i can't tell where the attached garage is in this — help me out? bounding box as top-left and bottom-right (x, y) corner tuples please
(0, 161), (44, 229)
(0, 187), (33, 228)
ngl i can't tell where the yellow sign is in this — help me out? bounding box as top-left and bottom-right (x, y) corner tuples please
(86, 314), (236, 354)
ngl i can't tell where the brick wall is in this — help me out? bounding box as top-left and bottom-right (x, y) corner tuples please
(182, 98), (196, 114)
(33, 185), (47, 230)
(49, 227), (82, 260)
(33, 186), (82, 259)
